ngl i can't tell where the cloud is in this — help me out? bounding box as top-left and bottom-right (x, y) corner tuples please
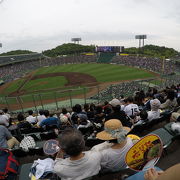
(0, 0), (180, 52)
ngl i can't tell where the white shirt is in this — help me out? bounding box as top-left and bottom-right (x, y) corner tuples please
(54, 151), (102, 180)
(148, 110), (160, 121)
(26, 115), (37, 124)
(37, 115), (46, 124)
(124, 104), (139, 117)
(0, 115), (9, 126)
(4, 113), (10, 120)
(101, 137), (133, 171)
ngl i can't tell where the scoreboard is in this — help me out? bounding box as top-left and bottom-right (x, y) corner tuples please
(96, 46), (124, 53)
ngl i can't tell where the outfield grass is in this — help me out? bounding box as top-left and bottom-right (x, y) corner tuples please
(1, 64), (155, 97)
(35, 63), (154, 82)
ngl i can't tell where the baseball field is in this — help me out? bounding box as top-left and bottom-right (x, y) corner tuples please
(0, 63), (156, 97)
(0, 63), (158, 110)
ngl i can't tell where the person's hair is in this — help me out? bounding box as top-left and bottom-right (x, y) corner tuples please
(152, 88), (158, 95)
(104, 106), (112, 115)
(104, 101), (109, 106)
(96, 105), (103, 114)
(72, 106), (76, 112)
(28, 110), (33, 115)
(83, 104), (89, 112)
(127, 96), (134, 103)
(112, 105), (121, 112)
(134, 95), (144, 106)
(43, 110), (50, 117)
(74, 104), (82, 113)
(90, 103), (95, 111)
(140, 110), (148, 120)
(177, 97), (180, 106)
(3, 108), (8, 113)
(39, 109), (44, 116)
(62, 108), (67, 114)
(59, 129), (85, 156)
(17, 112), (25, 122)
(167, 90), (176, 101)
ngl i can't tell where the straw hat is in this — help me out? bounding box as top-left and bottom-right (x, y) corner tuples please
(96, 119), (130, 141)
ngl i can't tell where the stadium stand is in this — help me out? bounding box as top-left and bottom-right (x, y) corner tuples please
(111, 55), (175, 74)
(0, 55), (97, 83)
(0, 83), (179, 179)
(0, 53), (43, 65)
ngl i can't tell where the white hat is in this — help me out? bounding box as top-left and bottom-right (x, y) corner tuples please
(150, 99), (161, 110)
(109, 98), (120, 107)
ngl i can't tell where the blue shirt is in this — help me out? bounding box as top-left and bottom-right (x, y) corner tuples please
(39, 117), (60, 127)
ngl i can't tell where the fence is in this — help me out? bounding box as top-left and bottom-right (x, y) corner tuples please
(0, 75), (179, 113)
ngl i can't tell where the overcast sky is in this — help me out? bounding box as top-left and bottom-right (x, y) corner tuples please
(0, 0), (180, 53)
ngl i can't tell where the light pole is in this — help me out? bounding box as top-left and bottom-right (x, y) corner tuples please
(135, 35), (147, 54)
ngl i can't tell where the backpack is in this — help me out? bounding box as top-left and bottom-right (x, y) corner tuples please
(0, 148), (19, 179)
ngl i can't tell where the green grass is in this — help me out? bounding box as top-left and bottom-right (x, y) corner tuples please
(0, 79), (24, 96)
(1, 64), (155, 99)
(35, 63), (154, 82)
(22, 76), (67, 92)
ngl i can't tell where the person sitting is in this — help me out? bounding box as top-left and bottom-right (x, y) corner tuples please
(171, 97), (180, 121)
(124, 96), (140, 118)
(36, 109), (46, 125)
(77, 114), (93, 136)
(160, 89), (177, 111)
(17, 112), (32, 129)
(106, 98), (130, 127)
(2, 107), (11, 122)
(0, 125), (20, 149)
(54, 129), (102, 180)
(96, 119), (133, 172)
(0, 109), (9, 127)
(71, 104), (87, 126)
(94, 105), (105, 124)
(59, 108), (71, 125)
(26, 110), (37, 124)
(60, 108), (71, 119)
(38, 110), (60, 128)
(135, 110), (148, 126)
(148, 99), (161, 121)
(83, 103), (95, 120)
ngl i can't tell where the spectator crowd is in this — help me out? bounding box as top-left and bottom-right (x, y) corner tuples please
(0, 83), (180, 180)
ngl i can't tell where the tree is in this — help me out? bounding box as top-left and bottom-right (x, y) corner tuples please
(43, 43), (95, 57)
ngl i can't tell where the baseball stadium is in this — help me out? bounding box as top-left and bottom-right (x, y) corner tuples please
(1, 0), (180, 179)
(0, 47), (179, 112)
(0, 43), (180, 180)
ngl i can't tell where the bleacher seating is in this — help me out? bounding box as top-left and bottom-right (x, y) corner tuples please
(0, 53), (43, 66)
